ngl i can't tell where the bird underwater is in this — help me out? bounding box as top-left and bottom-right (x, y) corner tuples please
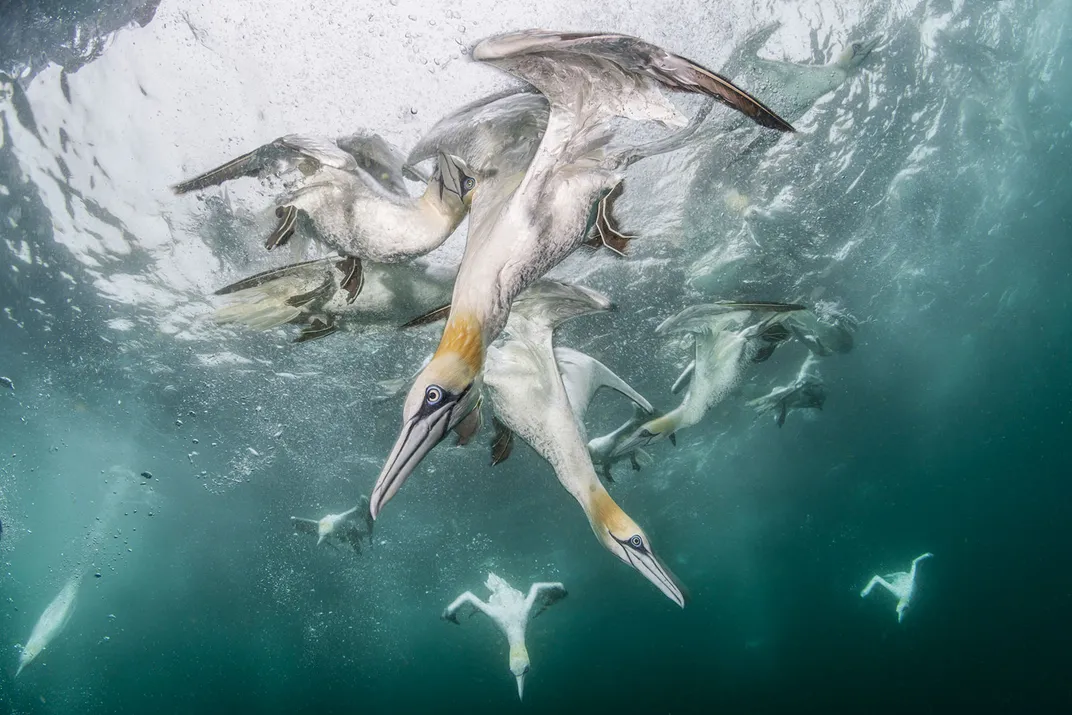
(165, 22), (890, 701)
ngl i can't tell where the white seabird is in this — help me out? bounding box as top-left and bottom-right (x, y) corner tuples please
(290, 496), (374, 553)
(443, 572), (567, 701)
(370, 28), (794, 518)
(860, 552), (934, 623)
(16, 573), (82, 678)
(483, 281), (686, 606)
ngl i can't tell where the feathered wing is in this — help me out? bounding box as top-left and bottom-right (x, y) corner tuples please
(173, 134), (362, 195)
(406, 89), (549, 178)
(442, 592), (492, 624)
(472, 31), (794, 148)
(213, 258), (337, 331)
(507, 281), (614, 344)
(332, 131), (411, 196)
(657, 301), (807, 337)
(290, 517), (319, 535)
(554, 347), (653, 423)
(525, 582), (568, 619)
(671, 360), (695, 394)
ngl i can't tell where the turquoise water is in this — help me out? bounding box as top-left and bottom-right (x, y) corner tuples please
(1, 1), (1070, 713)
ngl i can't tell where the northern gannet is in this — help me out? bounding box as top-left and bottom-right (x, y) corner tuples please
(483, 281), (686, 606)
(725, 23), (881, 123)
(174, 133), (476, 303)
(16, 573), (82, 677)
(443, 572), (567, 700)
(290, 496), (374, 553)
(747, 354), (826, 427)
(211, 257), (454, 343)
(612, 302), (806, 455)
(370, 29), (795, 518)
(860, 553), (934, 623)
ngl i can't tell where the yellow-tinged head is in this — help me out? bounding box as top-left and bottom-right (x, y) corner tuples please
(509, 641), (530, 701)
(369, 313), (485, 519)
(587, 489), (687, 608)
(435, 152), (479, 210)
(610, 411), (681, 459)
(16, 642), (40, 678)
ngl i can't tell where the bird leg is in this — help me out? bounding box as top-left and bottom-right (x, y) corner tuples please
(585, 182), (635, 256)
(266, 205), (299, 250)
(335, 256), (365, 304)
(294, 315), (338, 343)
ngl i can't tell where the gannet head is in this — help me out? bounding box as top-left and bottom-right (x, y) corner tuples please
(610, 412), (678, 458)
(834, 37), (881, 71)
(896, 599), (910, 623)
(588, 490), (686, 608)
(370, 314), (484, 518)
(509, 642), (530, 701)
(15, 643), (38, 678)
(435, 152), (478, 209)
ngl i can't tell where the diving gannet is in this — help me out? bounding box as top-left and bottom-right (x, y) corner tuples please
(174, 133), (476, 303)
(747, 354), (826, 427)
(483, 281), (686, 606)
(612, 302), (806, 455)
(860, 553), (934, 623)
(16, 573), (82, 677)
(290, 496), (374, 553)
(443, 572), (567, 700)
(725, 23), (881, 123)
(370, 29), (794, 518)
(211, 256), (454, 343)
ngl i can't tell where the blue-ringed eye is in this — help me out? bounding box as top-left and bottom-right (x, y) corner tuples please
(629, 535), (643, 548)
(462, 176), (475, 191)
(425, 385), (443, 405)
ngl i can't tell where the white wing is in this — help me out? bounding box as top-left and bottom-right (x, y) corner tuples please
(554, 347), (653, 423)
(290, 517), (319, 535)
(525, 582), (568, 619)
(443, 592), (492, 624)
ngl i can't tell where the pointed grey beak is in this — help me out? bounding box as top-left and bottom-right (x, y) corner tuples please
(369, 402), (455, 519)
(857, 36), (882, 61)
(614, 537), (688, 608)
(515, 672), (525, 701)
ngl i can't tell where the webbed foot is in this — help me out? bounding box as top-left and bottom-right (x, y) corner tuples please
(266, 205), (299, 250)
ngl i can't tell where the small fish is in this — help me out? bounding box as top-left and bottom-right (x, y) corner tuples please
(140, 471), (153, 479)
(0, 376), (13, 390)
(1, 516), (4, 541)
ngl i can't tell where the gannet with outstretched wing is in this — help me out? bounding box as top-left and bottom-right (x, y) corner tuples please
(483, 282), (686, 607)
(613, 302), (806, 455)
(290, 496), (374, 553)
(443, 572), (566, 701)
(860, 553), (934, 623)
(370, 29), (795, 518)
(210, 256), (454, 343)
(174, 132), (476, 303)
